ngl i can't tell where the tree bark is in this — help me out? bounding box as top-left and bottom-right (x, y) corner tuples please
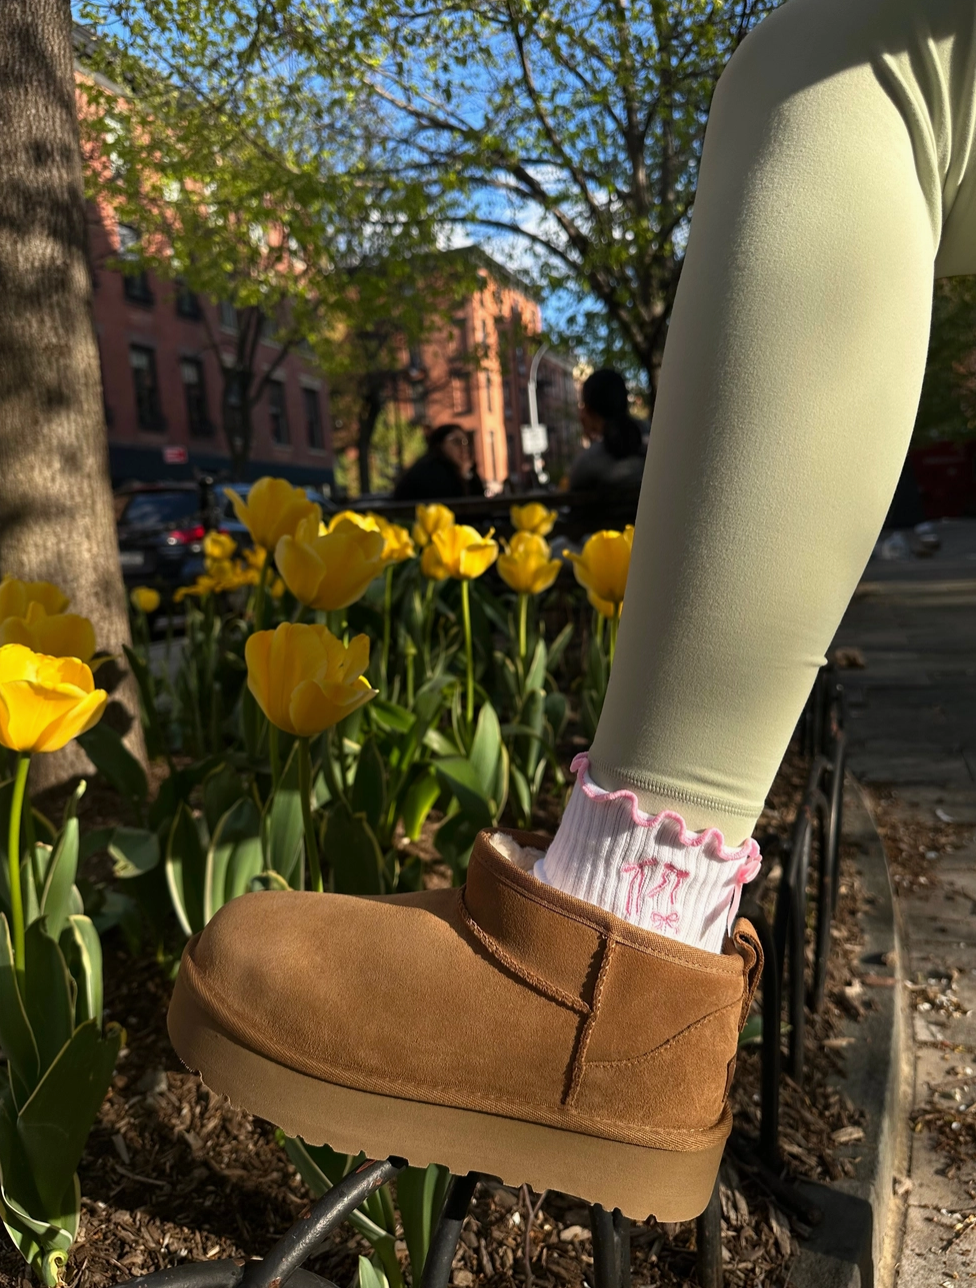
(0, 0), (147, 788)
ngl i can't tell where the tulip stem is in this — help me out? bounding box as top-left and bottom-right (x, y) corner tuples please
(253, 547), (271, 630)
(380, 565), (393, 698)
(268, 722), (281, 794)
(461, 578), (474, 725)
(518, 592), (528, 662)
(298, 738), (323, 894)
(7, 754), (29, 986)
(608, 606), (620, 668)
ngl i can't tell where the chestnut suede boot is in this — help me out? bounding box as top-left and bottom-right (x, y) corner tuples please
(168, 829), (762, 1221)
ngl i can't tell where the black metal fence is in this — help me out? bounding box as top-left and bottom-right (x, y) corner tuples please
(116, 666), (847, 1288)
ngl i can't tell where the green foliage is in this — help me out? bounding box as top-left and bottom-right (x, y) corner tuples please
(0, 785), (121, 1285)
(913, 276), (976, 446)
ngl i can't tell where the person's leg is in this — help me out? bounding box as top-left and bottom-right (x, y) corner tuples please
(541, 0), (976, 950)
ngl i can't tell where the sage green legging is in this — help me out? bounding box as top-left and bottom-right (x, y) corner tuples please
(589, 0), (976, 846)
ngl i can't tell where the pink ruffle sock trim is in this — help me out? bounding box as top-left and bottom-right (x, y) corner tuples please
(534, 754), (762, 954)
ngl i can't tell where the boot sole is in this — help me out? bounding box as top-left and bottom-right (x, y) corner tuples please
(168, 984), (727, 1222)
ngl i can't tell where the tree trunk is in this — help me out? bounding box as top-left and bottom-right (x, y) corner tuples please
(0, 0), (147, 789)
(357, 381), (385, 496)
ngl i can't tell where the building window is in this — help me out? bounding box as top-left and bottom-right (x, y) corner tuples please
(129, 345), (163, 431)
(117, 222), (153, 305)
(503, 376), (513, 419)
(303, 387), (324, 449)
(485, 370), (493, 414)
(451, 316), (468, 360)
(181, 358), (211, 437)
(123, 269), (153, 305)
(219, 300), (238, 331)
(451, 372), (472, 416)
(175, 281), (202, 320)
(268, 380), (290, 445)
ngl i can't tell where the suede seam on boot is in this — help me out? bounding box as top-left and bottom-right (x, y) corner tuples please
(456, 889), (590, 1015)
(565, 933), (616, 1107)
(584, 998), (742, 1069)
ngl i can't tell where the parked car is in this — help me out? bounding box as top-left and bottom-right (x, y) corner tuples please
(115, 481), (219, 592)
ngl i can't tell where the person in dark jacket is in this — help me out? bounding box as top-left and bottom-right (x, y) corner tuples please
(568, 368), (647, 491)
(393, 423), (486, 501)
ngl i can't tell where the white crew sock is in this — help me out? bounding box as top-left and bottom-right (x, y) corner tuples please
(533, 754), (762, 954)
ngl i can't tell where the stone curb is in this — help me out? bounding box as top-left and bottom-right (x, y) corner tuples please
(786, 776), (911, 1288)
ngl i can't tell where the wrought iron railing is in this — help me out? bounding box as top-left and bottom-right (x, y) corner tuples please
(117, 667), (846, 1288)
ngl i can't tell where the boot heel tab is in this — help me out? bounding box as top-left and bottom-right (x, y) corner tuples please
(731, 918), (763, 1030)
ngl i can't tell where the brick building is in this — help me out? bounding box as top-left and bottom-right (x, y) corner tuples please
(88, 208), (336, 490)
(396, 251), (581, 492)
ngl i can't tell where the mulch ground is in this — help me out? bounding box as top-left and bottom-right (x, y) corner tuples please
(0, 742), (878, 1288)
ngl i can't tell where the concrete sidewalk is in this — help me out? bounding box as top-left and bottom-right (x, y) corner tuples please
(832, 519), (976, 1287)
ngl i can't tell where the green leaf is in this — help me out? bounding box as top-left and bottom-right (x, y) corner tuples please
(240, 686), (267, 762)
(76, 724), (147, 811)
(165, 803), (207, 937)
(264, 744), (303, 887)
(396, 1164), (452, 1278)
(39, 821), (79, 942)
(0, 916), (39, 1107)
(203, 763), (246, 835)
(16, 1018), (121, 1216)
(59, 917), (103, 1027)
(369, 700), (414, 734)
(358, 1256), (389, 1288)
(468, 702), (501, 794)
(433, 758), (492, 832)
(325, 803), (384, 895)
(525, 639), (547, 692)
(122, 643), (165, 759)
(206, 797), (262, 919)
(510, 764), (531, 824)
(400, 769), (441, 842)
(280, 1135), (352, 1195)
(22, 921), (73, 1075)
(108, 826), (160, 879)
(518, 689), (547, 779)
(79, 826), (115, 863)
(544, 691), (568, 742)
(546, 622), (574, 674)
(351, 737), (387, 833)
(433, 812), (480, 876)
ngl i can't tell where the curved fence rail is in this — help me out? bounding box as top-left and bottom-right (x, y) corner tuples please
(114, 668), (847, 1288)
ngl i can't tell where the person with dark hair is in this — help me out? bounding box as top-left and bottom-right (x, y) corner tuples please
(392, 423), (485, 501)
(568, 368), (647, 491)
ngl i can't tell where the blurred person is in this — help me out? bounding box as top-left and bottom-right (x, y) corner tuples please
(392, 422), (485, 501)
(568, 368), (647, 490)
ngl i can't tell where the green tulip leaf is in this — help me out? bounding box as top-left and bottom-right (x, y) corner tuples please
(39, 820), (79, 942)
(78, 825), (115, 863)
(525, 639), (548, 692)
(22, 922), (73, 1075)
(325, 804), (384, 895)
(510, 764), (532, 824)
(122, 644), (166, 761)
(165, 803), (207, 938)
(59, 916), (103, 1027)
(351, 738), (387, 833)
(108, 826), (160, 880)
(357, 1256), (390, 1288)
(16, 1018), (121, 1217)
(264, 743), (303, 888)
(396, 1163), (452, 1278)
(206, 797), (262, 919)
(544, 692), (568, 742)
(400, 769), (441, 842)
(240, 685), (268, 762)
(0, 916), (39, 1107)
(468, 702), (501, 795)
(432, 812), (481, 876)
(518, 689), (547, 779)
(368, 700), (414, 734)
(202, 763), (246, 836)
(433, 758), (493, 832)
(76, 724), (148, 812)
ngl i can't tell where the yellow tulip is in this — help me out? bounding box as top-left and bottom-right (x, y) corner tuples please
(420, 542), (450, 581)
(0, 576), (70, 620)
(0, 644), (107, 753)
(511, 503), (557, 537)
(275, 517), (385, 611)
(224, 478), (320, 551)
(203, 530), (237, 565)
(130, 586), (161, 613)
(586, 588), (619, 620)
(0, 602), (97, 663)
(376, 517), (415, 565)
(245, 623), (377, 737)
(497, 532), (562, 596)
(243, 545), (270, 572)
(429, 524), (498, 580)
(412, 503), (455, 548)
(564, 527), (634, 612)
(327, 509), (380, 535)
